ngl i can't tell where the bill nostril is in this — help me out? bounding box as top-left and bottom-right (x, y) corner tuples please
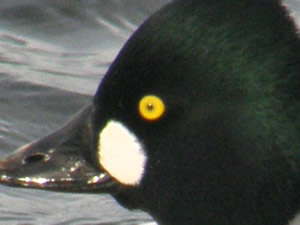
(23, 153), (49, 164)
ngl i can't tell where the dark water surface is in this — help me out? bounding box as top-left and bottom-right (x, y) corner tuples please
(0, 1), (299, 224)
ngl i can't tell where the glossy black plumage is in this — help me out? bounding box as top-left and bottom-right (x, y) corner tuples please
(0, 0), (299, 225)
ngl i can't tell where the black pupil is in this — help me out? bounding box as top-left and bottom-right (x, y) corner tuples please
(147, 103), (154, 111)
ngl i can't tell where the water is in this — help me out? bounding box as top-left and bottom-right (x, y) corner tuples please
(0, 1), (170, 224)
(0, 0), (299, 224)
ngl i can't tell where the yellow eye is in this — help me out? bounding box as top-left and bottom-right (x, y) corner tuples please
(138, 95), (165, 121)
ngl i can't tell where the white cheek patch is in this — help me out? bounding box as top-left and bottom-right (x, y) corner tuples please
(288, 212), (300, 225)
(98, 120), (147, 186)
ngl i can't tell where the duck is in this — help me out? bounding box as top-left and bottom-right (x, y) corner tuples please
(0, 0), (299, 225)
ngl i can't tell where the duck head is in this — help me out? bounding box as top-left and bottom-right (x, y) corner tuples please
(0, 0), (299, 225)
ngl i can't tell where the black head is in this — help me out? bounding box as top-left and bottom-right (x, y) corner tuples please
(0, 1), (299, 225)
